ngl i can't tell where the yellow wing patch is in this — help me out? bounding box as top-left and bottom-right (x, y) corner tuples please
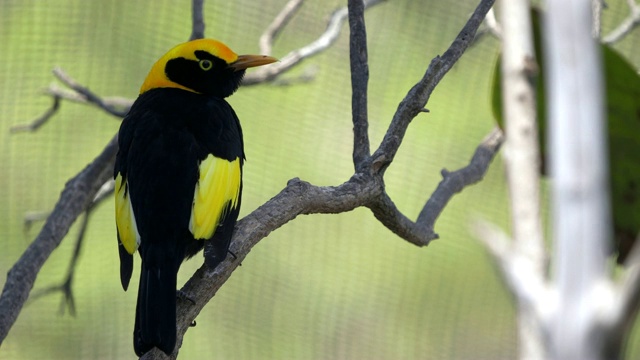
(115, 173), (140, 254)
(189, 155), (242, 240)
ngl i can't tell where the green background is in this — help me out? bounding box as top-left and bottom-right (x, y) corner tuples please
(0, 0), (638, 359)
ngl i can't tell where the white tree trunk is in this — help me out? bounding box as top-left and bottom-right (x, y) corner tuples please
(544, 0), (610, 358)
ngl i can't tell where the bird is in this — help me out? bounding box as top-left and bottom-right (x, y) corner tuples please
(114, 38), (277, 356)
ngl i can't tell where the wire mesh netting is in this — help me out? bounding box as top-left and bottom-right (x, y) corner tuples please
(1, 0), (639, 359)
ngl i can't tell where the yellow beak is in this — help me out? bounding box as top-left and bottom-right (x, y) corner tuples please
(230, 55), (278, 71)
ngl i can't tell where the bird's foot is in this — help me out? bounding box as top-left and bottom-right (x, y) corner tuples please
(227, 250), (242, 266)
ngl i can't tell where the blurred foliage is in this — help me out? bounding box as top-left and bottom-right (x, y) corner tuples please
(0, 0), (638, 359)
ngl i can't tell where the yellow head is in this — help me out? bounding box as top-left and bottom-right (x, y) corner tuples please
(139, 39), (277, 97)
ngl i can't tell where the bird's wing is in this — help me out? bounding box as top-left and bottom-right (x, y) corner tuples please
(189, 154), (242, 240)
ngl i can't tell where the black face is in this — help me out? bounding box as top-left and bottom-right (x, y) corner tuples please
(164, 50), (245, 98)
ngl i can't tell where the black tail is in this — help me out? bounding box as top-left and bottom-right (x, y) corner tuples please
(134, 263), (178, 356)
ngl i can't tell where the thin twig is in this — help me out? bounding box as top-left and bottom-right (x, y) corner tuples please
(472, 218), (551, 313)
(593, 0), (603, 38)
(368, 128), (503, 247)
(44, 84), (132, 109)
(28, 180), (114, 316)
(22, 211), (51, 232)
(603, 0), (640, 44)
(372, 0), (496, 172)
(259, 0), (305, 55)
(10, 95), (61, 133)
(270, 64), (318, 86)
(29, 211), (89, 316)
(10, 83), (131, 132)
(189, 0), (205, 40)
(484, 8), (502, 39)
(348, 0), (371, 172)
(52, 67), (129, 117)
(243, 0), (386, 85)
(417, 127), (504, 232)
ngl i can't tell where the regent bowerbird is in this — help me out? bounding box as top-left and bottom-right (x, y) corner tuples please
(114, 38), (276, 356)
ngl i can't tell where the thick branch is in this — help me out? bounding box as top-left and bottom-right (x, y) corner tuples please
(501, 0), (544, 277)
(147, 127), (506, 358)
(0, 135), (117, 344)
(142, 177), (383, 359)
(546, 0), (609, 357)
(499, 0), (546, 358)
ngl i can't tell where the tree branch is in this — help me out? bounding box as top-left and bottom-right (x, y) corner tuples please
(0, 135), (117, 345)
(10, 69), (131, 133)
(417, 127), (504, 232)
(372, 0), (496, 172)
(365, 0), (496, 244)
(29, 180), (114, 316)
(51, 67), (129, 117)
(243, 0), (386, 85)
(602, 0), (640, 44)
(189, 0), (205, 41)
(348, 0), (371, 172)
(259, 0), (305, 56)
(9, 95), (61, 133)
(498, 1), (546, 358)
(546, 0), (610, 357)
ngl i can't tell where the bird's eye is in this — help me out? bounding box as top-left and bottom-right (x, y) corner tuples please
(199, 59), (213, 71)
